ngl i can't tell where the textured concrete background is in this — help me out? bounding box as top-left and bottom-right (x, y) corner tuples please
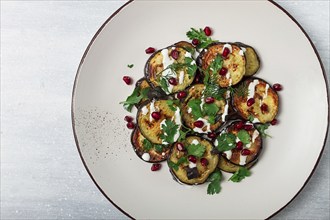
(1, 1), (329, 219)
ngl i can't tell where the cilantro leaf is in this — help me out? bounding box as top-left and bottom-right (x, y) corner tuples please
(247, 115), (255, 122)
(207, 170), (222, 195)
(127, 64), (134, 68)
(143, 139), (152, 151)
(120, 87), (150, 112)
(159, 77), (170, 94)
(216, 133), (236, 152)
(154, 144), (163, 152)
(186, 28), (218, 49)
(178, 129), (190, 142)
(203, 103), (219, 124)
(168, 156), (188, 171)
(209, 54), (223, 76)
(187, 143), (206, 158)
(160, 119), (179, 144)
(229, 167), (251, 182)
(187, 99), (203, 120)
(184, 57), (197, 78)
(256, 123), (271, 138)
(237, 130), (251, 145)
(166, 100), (180, 111)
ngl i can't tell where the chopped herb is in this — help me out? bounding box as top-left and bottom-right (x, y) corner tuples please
(229, 167), (251, 182)
(168, 156), (188, 171)
(166, 100), (180, 111)
(208, 54), (223, 76)
(237, 130), (251, 145)
(203, 84), (227, 100)
(143, 139), (153, 151)
(120, 87), (150, 112)
(207, 169), (222, 195)
(187, 99), (203, 120)
(127, 64), (134, 68)
(154, 144), (163, 152)
(247, 115), (255, 122)
(216, 133), (236, 152)
(184, 57), (197, 78)
(203, 103), (219, 124)
(187, 143), (206, 158)
(178, 129), (190, 142)
(160, 119), (179, 144)
(255, 123), (271, 138)
(186, 28), (218, 49)
(159, 77), (170, 94)
(234, 81), (249, 98)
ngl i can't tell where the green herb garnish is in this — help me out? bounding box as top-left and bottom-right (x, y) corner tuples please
(166, 100), (180, 111)
(186, 28), (218, 49)
(247, 115), (255, 122)
(216, 133), (236, 152)
(154, 144), (164, 153)
(168, 156), (188, 171)
(203, 84), (227, 100)
(187, 143), (206, 158)
(160, 119), (179, 144)
(159, 77), (170, 94)
(234, 81), (249, 98)
(127, 64), (134, 68)
(237, 130), (251, 145)
(255, 123), (271, 138)
(207, 169), (222, 195)
(143, 139), (153, 151)
(187, 99), (203, 120)
(203, 103), (219, 124)
(120, 87), (150, 112)
(229, 167), (251, 182)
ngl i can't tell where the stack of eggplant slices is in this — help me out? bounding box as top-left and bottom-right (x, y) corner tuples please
(121, 27), (282, 194)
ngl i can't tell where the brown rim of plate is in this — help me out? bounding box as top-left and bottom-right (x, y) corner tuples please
(71, 1), (329, 220)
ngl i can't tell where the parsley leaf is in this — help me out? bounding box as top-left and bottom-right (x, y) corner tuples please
(186, 28), (218, 49)
(154, 144), (163, 152)
(166, 100), (180, 111)
(159, 77), (170, 94)
(120, 87), (150, 112)
(127, 64), (134, 68)
(237, 130), (251, 145)
(229, 167), (251, 182)
(184, 57), (197, 78)
(255, 123), (271, 138)
(203, 103), (219, 124)
(143, 139), (152, 151)
(160, 119), (179, 144)
(209, 54), (223, 76)
(178, 129), (189, 142)
(216, 133), (236, 152)
(187, 99), (203, 120)
(207, 169), (222, 195)
(168, 156), (188, 171)
(247, 115), (255, 122)
(187, 143), (206, 158)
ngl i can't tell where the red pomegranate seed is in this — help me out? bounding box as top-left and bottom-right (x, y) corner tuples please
(205, 97), (215, 104)
(145, 47), (155, 54)
(236, 141), (243, 150)
(124, 116), (133, 122)
(126, 122), (135, 129)
(204, 26), (212, 36)
(188, 155), (197, 163)
(273, 83), (282, 91)
(168, 77), (178, 85)
(219, 67), (228, 76)
(170, 49), (179, 60)
(151, 112), (161, 120)
(177, 91), (187, 99)
(270, 119), (278, 125)
(241, 149), (251, 156)
(247, 98), (255, 107)
(194, 120), (204, 128)
(235, 121), (244, 130)
(244, 124), (253, 131)
(122, 76), (132, 85)
(261, 103), (268, 112)
(222, 47), (230, 58)
(176, 142), (185, 151)
(192, 39), (199, 46)
(207, 132), (217, 139)
(151, 163), (161, 171)
(201, 158), (209, 166)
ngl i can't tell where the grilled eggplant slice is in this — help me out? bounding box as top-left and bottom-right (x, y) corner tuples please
(174, 41), (194, 53)
(135, 78), (151, 108)
(131, 128), (170, 163)
(218, 155), (256, 173)
(181, 84), (228, 133)
(235, 42), (260, 76)
(233, 78), (279, 123)
(214, 121), (262, 166)
(199, 43), (246, 87)
(137, 99), (181, 145)
(145, 46), (197, 94)
(168, 136), (219, 185)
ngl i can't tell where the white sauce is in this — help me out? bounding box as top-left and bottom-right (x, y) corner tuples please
(149, 99), (156, 122)
(245, 143), (252, 149)
(225, 150), (232, 160)
(189, 161), (197, 168)
(191, 139), (199, 145)
(178, 71), (184, 84)
(252, 117), (260, 123)
(247, 79), (260, 100)
(228, 78), (233, 87)
(263, 84), (269, 100)
(239, 50), (244, 56)
(222, 43), (232, 53)
(142, 153), (150, 161)
(193, 118), (211, 133)
(200, 93), (205, 110)
(141, 106), (149, 115)
(239, 155), (247, 165)
(221, 101), (229, 122)
(226, 90), (231, 99)
(159, 119), (169, 145)
(252, 130), (259, 142)
(225, 71), (231, 79)
(214, 139), (218, 147)
(187, 107), (192, 113)
(240, 47), (246, 53)
(161, 49), (176, 94)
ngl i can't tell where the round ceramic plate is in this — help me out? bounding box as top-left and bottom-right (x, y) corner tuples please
(72, 1), (328, 219)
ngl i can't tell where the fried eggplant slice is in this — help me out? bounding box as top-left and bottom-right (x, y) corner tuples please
(235, 42), (260, 76)
(218, 155), (256, 173)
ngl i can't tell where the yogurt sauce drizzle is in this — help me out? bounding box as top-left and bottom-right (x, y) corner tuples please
(161, 49), (176, 94)
(239, 155), (247, 165)
(142, 153), (150, 161)
(247, 79), (260, 100)
(225, 150), (232, 160)
(141, 106), (149, 115)
(193, 118), (211, 133)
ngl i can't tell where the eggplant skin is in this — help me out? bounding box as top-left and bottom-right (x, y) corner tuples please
(235, 42), (260, 76)
(168, 136), (219, 185)
(131, 128), (170, 163)
(218, 155), (257, 173)
(144, 46), (196, 94)
(137, 99), (181, 145)
(199, 42), (246, 87)
(174, 41), (195, 53)
(233, 78), (279, 123)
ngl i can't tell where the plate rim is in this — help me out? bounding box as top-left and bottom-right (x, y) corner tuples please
(71, 1), (329, 219)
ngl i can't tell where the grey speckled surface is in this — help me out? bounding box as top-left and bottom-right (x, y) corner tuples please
(1, 1), (329, 219)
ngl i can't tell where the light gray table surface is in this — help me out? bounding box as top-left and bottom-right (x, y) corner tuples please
(1, 1), (329, 219)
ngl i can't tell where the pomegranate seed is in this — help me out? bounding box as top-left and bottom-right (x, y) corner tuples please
(222, 47), (230, 58)
(236, 141), (243, 150)
(273, 83), (282, 91)
(247, 98), (255, 107)
(124, 116), (133, 122)
(241, 149), (251, 156)
(151, 163), (161, 171)
(270, 119), (278, 125)
(168, 77), (177, 85)
(194, 120), (204, 128)
(176, 142), (185, 151)
(207, 132), (217, 139)
(177, 91), (187, 99)
(188, 155), (197, 163)
(201, 158), (209, 166)
(170, 49), (179, 60)
(219, 67), (228, 76)
(204, 26), (212, 36)
(192, 39), (199, 46)
(126, 122), (135, 129)
(244, 124), (253, 131)
(123, 76), (132, 85)
(235, 121), (244, 130)
(145, 47), (155, 54)
(151, 112), (161, 120)
(261, 103), (268, 112)
(194, 73), (203, 83)
(205, 97), (215, 104)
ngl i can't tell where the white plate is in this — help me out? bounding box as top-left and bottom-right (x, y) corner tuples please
(72, 1), (328, 219)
